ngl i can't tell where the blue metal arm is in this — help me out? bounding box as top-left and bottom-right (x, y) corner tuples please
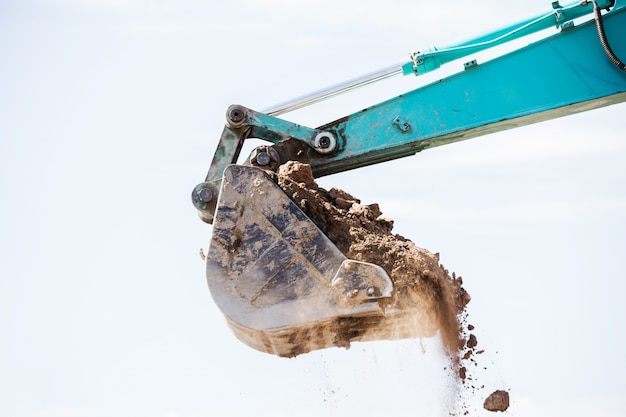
(402, 0), (616, 76)
(263, 0), (616, 116)
(192, 2), (626, 223)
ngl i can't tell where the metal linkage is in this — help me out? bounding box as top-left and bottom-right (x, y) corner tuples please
(191, 105), (340, 223)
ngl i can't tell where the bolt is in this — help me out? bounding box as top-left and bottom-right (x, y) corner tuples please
(318, 135), (331, 148)
(198, 188), (213, 203)
(345, 289), (359, 298)
(250, 146), (280, 170)
(367, 286), (381, 297)
(228, 107), (245, 124)
(256, 151), (271, 166)
(313, 131), (337, 154)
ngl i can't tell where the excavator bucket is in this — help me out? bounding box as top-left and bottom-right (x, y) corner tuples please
(205, 165), (436, 357)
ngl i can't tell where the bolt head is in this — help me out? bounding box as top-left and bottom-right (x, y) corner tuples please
(198, 188), (213, 203)
(228, 108), (245, 123)
(256, 151), (271, 166)
(313, 131), (337, 154)
(250, 146), (280, 169)
(366, 286), (381, 297)
(318, 135), (331, 148)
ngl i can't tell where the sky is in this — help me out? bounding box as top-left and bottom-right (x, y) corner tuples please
(1, 0), (625, 416)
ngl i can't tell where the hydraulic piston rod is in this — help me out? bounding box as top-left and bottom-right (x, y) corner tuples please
(263, 64), (403, 116)
(263, 0), (615, 116)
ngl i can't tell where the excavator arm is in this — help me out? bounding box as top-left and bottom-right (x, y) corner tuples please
(192, 0), (626, 357)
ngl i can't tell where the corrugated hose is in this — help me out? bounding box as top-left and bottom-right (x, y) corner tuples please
(590, 0), (626, 70)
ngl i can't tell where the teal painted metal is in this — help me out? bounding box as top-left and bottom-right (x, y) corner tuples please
(402, 0), (616, 76)
(304, 3), (626, 177)
(191, 106), (328, 222)
(193, 3), (626, 222)
(263, 0), (614, 116)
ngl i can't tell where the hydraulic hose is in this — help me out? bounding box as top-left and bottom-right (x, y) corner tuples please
(590, 0), (626, 70)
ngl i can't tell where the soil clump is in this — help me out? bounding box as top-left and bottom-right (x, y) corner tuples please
(483, 390), (510, 412)
(270, 161), (471, 355)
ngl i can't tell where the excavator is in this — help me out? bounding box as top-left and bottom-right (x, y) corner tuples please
(192, 0), (626, 357)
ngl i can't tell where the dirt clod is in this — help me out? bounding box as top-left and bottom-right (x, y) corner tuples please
(459, 366), (467, 380)
(483, 390), (510, 412)
(466, 334), (478, 349)
(272, 161), (470, 355)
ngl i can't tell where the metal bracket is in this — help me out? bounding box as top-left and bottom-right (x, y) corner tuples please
(191, 105), (339, 223)
(331, 260), (392, 303)
(464, 59), (478, 70)
(392, 116), (412, 133)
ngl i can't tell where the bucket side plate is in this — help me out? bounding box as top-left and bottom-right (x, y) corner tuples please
(206, 165), (397, 356)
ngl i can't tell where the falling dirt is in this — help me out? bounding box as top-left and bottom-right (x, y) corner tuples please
(483, 390), (510, 412)
(268, 161), (508, 414)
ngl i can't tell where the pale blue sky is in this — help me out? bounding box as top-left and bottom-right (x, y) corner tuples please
(1, 1), (625, 416)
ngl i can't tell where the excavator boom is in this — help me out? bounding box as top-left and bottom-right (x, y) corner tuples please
(192, 1), (626, 357)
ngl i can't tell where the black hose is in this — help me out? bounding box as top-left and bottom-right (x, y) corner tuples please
(590, 0), (626, 71)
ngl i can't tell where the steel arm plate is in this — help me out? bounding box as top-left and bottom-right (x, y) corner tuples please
(300, 5), (626, 177)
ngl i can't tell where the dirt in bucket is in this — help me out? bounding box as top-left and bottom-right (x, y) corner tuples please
(271, 161), (470, 354)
